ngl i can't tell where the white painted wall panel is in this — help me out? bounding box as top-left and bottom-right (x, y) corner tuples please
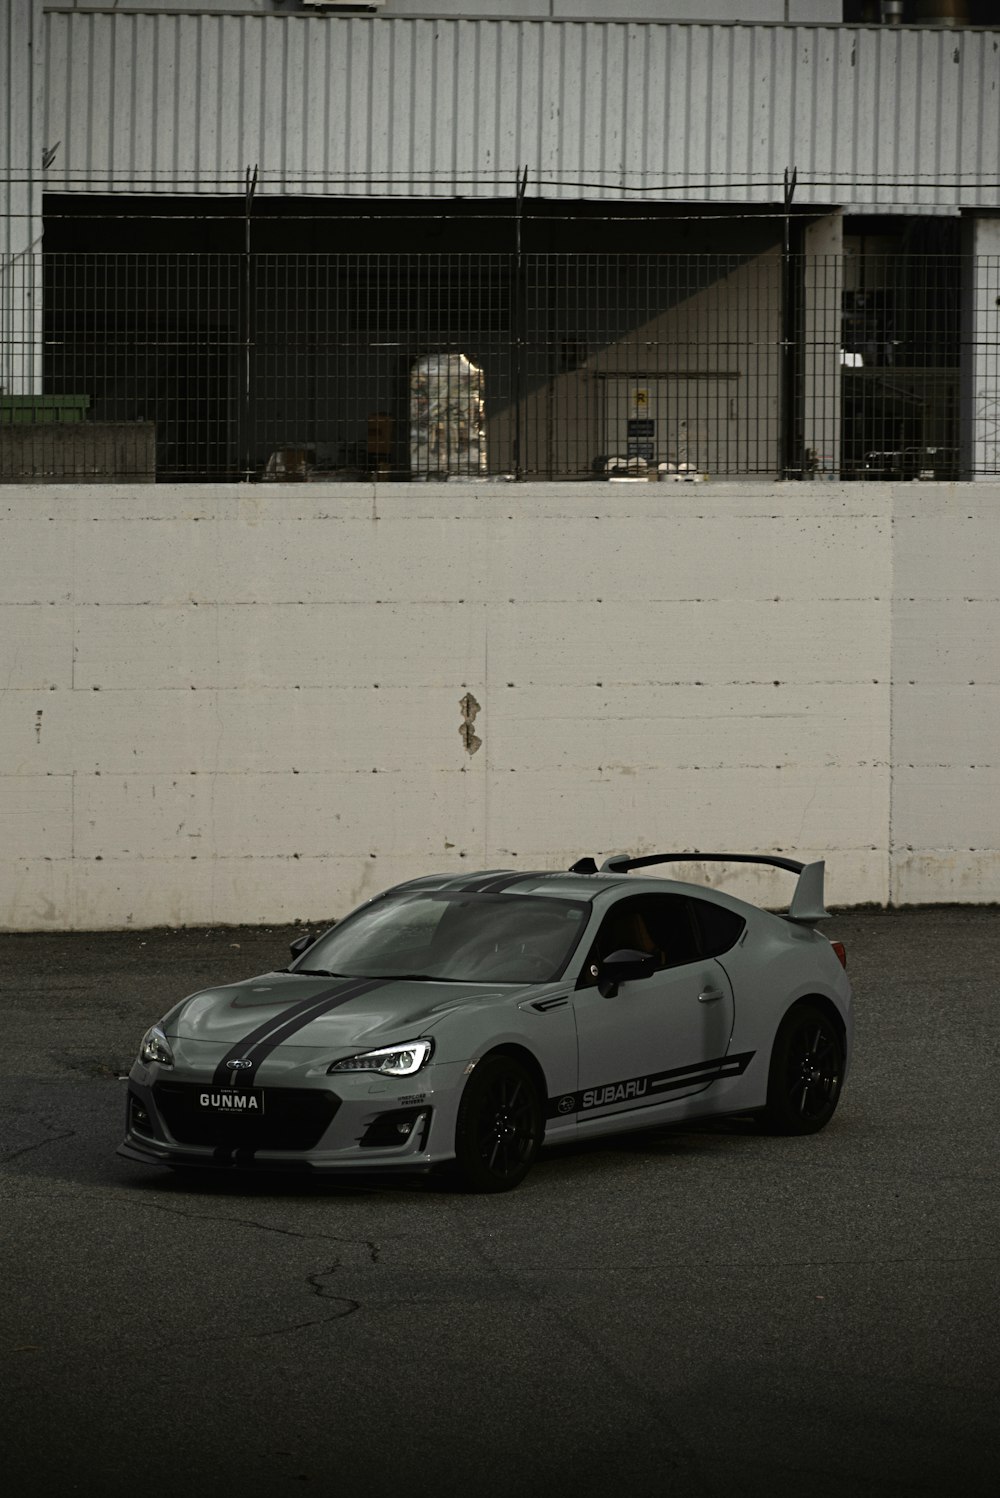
(892, 602), (1000, 685)
(2, 517), (74, 604)
(892, 684), (1000, 768)
(485, 764), (886, 852)
(0, 774), (72, 860)
(72, 768), (483, 861)
(62, 854), (432, 933)
(0, 686), (462, 778)
(0, 605), (74, 688)
(891, 510), (1000, 600)
(475, 516), (887, 603)
(489, 599), (888, 686)
(38, 13), (1000, 210)
(71, 602), (488, 690)
(891, 491), (1000, 903)
(892, 768), (1000, 852)
(485, 683), (887, 771)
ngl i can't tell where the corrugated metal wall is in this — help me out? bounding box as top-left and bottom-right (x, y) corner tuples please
(1, 0), (43, 396)
(39, 12), (999, 209)
(2, 0), (42, 258)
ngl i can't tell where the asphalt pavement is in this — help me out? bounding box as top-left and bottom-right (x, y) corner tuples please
(1, 908), (998, 1498)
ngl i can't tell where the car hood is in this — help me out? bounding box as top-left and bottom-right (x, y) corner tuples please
(164, 971), (525, 1052)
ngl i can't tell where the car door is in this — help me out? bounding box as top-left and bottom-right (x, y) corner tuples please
(570, 893), (736, 1125)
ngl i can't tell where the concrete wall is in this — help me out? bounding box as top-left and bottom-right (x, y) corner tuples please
(1, 480), (996, 930)
(0, 423), (156, 483)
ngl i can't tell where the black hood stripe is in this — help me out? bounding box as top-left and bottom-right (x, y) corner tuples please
(442, 873), (518, 894)
(479, 872), (553, 893)
(449, 871), (554, 895)
(212, 978), (388, 1090)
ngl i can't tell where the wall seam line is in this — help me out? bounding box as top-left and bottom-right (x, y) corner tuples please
(888, 489), (896, 909)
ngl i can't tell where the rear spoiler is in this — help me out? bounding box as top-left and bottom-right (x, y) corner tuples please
(586, 852), (830, 925)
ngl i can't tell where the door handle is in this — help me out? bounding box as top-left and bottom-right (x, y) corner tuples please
(698, 987), (725, 1003)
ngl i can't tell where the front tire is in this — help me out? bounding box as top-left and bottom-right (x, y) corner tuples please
(453, 1054), (543, 1193)
(761, 1003), (844, 1135)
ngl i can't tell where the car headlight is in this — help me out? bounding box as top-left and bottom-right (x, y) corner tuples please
(139, 1026), (174, 1067)
(328, 1039), (433, 1077)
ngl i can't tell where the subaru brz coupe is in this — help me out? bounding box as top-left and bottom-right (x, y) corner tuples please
(119, 853), (852, 1192)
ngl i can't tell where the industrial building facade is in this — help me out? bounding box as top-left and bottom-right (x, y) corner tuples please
(2, 1), (999, 481)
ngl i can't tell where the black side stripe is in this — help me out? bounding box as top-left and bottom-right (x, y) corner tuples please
(546, 1051), (755, 1119)
(212, 978), (387, 1090)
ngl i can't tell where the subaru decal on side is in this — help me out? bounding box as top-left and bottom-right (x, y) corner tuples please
(119, 852), (853, 1193)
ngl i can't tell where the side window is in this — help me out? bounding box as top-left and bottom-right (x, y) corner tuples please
(577, 894), (702, 986)
(642, 896), (702, 968)
(689, 897), (746, 958)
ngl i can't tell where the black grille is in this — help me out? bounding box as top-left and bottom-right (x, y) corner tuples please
(153, 1082), (339, 1151)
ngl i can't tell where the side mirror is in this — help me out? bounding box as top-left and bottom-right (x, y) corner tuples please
(289, 932), (317, 959)
(598, 947), (656, 998)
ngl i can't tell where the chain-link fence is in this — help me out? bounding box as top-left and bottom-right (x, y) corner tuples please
(1, 249), (992, 482)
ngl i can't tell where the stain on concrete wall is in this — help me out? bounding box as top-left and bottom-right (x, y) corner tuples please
(459, 692), (482, 755)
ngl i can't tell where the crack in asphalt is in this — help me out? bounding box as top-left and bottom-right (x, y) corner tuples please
(0, 1128), (77, 1165)
(181, 1262), (366, 1342)
(124, 1245), (378, 1351)
(1, 1177), (400, 1266)
(117, 1196), (347, 1242)
(113, 1198), (408, 1261)
(6, 1181), (997, 1274)
(123, 1203), (379, 1335)
(304, 1263), (362, 1318)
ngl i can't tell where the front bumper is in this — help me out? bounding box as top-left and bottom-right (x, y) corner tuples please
(118, 1055), (469, 1175)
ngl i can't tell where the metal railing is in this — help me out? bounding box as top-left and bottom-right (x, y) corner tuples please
(1, 249), (992, 483)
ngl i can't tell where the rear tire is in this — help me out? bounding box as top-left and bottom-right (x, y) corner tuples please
(453, 1054), (543, 1193)
(761, 1003), (844, 1135)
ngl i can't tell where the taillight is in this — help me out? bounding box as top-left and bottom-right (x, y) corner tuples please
(830, 940), (847, 969)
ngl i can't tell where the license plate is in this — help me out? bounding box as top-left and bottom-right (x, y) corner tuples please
(198, 1090), (265, 1115)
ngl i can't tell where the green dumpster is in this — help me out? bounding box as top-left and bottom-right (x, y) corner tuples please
(0, 395), (90, 425)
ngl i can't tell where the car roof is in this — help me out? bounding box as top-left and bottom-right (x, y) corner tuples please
(382, 868), (755, 912)
(384, 870), (624, 902)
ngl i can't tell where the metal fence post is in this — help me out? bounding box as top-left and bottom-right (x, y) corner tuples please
(781, 166), (805, 480)
(512, 166), (528, 479)
(240, 164), (257, 481)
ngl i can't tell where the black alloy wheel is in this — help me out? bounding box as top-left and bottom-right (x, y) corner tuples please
(453, 1054), (543, 1192)
(762, 1002), (844, 1135)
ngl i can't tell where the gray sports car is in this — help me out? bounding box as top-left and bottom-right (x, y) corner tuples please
(119, 853), (852, 1192)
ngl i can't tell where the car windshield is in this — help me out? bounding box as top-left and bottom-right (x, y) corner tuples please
(295, 891), (591, 984)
